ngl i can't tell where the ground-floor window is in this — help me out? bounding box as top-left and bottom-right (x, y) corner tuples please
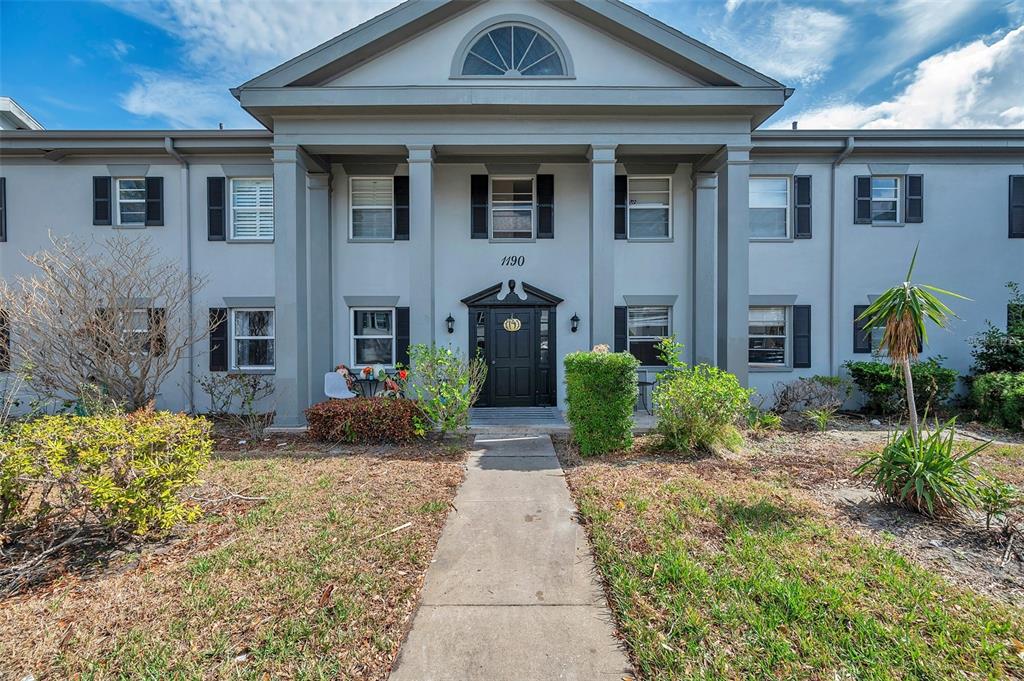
(628, 305), (671, 366)
(352, 308), (395, 366)
(748, 306), (787, 366)
(231, 309), (275, 370)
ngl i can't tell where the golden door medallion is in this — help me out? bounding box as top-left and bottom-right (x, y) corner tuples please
(502, 317), (522, 333)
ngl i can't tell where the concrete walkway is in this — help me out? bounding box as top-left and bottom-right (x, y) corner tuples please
(389, 434), (633, 681)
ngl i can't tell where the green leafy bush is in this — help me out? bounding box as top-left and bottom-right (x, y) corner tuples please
(305, 398), (423, 443)
(406, 344), (487, 436)
(0, 410), (211, 537)
(971, 372), (1024, 431)
(844, 357), (958, 416)
(970, 282), (1024, 375)
(977, 477), (1021, 530)
(744, 406), (782, 433)
(564, 349), (639, 455)
(653, 363), (752, 453)
(854, 419), (982, 517)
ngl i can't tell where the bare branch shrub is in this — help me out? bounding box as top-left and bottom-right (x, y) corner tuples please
(771, 375), (851, 415)
(198, 373), (275, 440)
(0, 234), (209, 411)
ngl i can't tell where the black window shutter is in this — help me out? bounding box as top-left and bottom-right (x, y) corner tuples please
(853, 304), (871, 354)
(793, 305), (811, 368)
(1011, 176), (1024, 238)
(147, 308), (166, 356)
(145, 176), (164, 226)
(471, 175), (488, 239)
(209, 308), (228, 371)
(0, 177), (7, 242)
(905, 174), (923, 223)
(854, 176), (872, 224)
(0, 309), (9, 372)
(207, 177), (226, 241)
(536, 174), (554, 239)
(793, 175), (812, 238)
(93, 176), (112, 226)
(614, 175), (627, 239)
(614, 306), (627, 352)
(393, 176), (409, 241)
(395, 307), (410, 367)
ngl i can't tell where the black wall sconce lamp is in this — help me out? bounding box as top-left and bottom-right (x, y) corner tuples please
(570, 313), (580, 333)
(445, 314), (455, 334)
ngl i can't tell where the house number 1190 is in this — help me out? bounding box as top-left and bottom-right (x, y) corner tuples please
(500, 255), (525, 267)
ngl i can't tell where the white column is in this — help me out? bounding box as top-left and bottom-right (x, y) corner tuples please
(693, 172), (717, 366)
(306, 171), (331, 405)
(588, 144), (617, 348)
(715, 147), (751, 385)
(272, 145), (310, 426)
(407, 145), (435, 347)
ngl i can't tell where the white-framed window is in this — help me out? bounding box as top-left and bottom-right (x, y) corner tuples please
(123, 308), (150, 347)
(749, 177), (790, 239)
(748, 306), (788, 367)
(116, 178), (146, 226)
(460, 23), (567, 77)
(490, 177), (534, 239)
(230, 309), (275, 370)
(350, 177), (394, 240)
(627, 177), (671, 240)
(871, 176), (900, 223)
(230, 178), (274, 240)
(351, 308), (395, 367)
(627, 305), (671, 366)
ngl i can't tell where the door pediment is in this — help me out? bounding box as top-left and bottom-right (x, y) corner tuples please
(461, 279), (563, 306)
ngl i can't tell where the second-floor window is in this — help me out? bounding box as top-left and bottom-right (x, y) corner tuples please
(749, 177), (789, 239)
(230, 178), (274, 240)
(116, 178), (146, 227)
(491, 178), (534, 239)
(628, 177), (671, 239)
(351, 177), (395, 240)
(870, 176), (900, 223)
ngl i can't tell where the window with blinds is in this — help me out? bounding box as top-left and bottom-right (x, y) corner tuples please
(230, 178), (274, 240)
(351, 177), (395, 240)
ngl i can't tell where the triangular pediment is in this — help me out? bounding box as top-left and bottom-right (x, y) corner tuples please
(236, 0), (783, 91)
(461, 280), (564, 306)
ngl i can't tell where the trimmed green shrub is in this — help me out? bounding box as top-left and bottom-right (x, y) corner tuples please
(653, 364), (752, 453)
(971, 372), (1024, 431)
(564, 350), (639, 455)
(305, 398), (423, 443)
(854, 419), (982, 517)
(0, 410), (211, 537)
(844, 357), (958, 416)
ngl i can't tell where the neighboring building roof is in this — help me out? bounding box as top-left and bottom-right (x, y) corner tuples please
(0, 97), (44, 130)
(751, 129), (1024, 156)
(0, 129), (272, 159)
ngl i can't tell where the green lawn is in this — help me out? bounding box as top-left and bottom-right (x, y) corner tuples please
(568, 460), (1024, 680)
(1, 447), (464, 680)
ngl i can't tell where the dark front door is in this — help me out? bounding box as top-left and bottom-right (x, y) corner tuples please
(489, 308), (534, 407)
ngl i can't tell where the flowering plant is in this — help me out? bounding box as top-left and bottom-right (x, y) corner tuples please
(361, 366), (373, 377)
(334, 363), (356, 390)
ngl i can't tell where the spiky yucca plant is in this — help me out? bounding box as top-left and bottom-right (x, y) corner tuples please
(857, 246), (967, 442)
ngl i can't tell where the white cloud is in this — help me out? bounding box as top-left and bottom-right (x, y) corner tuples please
(108, 38), (132, 60)
(781, 26), (1024, 129)
(705, 6), (850, 84)
(107, 0), (401, 128)
(119, 70), (256, 129)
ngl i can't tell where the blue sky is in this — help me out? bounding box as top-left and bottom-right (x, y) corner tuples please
(1, 0), (1022, 130)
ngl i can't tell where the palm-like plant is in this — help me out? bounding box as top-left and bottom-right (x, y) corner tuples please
(857, 246), (967, 442)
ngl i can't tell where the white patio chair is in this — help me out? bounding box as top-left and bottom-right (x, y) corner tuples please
(324, 372), (357, 399)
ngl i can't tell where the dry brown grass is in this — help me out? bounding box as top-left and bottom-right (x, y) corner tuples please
(0, 443), (465, 680)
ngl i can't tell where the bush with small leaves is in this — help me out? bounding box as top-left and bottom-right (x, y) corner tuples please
(971, 372), (1024, 432)
(977, 477), (1021, 530)
(305, 398), (423, 444)
(844, 357), (958, 416)
(653, 363), (752, 453)
(0, 410), (211, 538)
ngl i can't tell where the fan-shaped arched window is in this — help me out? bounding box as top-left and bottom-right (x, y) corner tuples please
(461, 23), (566, 77)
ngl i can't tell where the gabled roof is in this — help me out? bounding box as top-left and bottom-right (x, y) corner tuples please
(234, 0), (784, 92)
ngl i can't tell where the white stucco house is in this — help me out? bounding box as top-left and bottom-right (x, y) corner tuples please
(1, 0), (1022, 426)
